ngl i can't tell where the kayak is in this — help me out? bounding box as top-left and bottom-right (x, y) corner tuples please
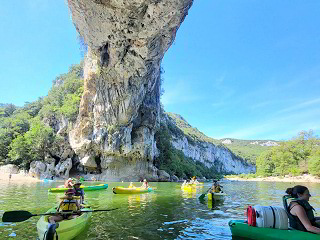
(229, 220), (319, 240)
(48, 184), (108, 193)
(208, 192), (226, 201)
(37, 206), (92, 240)
(112, 187), (154, 194)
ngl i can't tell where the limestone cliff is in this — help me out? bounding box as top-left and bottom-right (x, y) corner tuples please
(163, 113), (256, 174)
(66, 0), (194, 180)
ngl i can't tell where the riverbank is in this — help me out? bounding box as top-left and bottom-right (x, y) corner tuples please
(0, 173), (42, 182)
(225, 174), (320, 183)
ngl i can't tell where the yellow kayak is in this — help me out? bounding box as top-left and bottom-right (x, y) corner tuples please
(37, 206), (92, 240)
(112, 186), (154, 194)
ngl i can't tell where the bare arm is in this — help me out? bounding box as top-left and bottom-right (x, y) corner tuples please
(57, 202), (63, 212)
(291, 204), (320, 234)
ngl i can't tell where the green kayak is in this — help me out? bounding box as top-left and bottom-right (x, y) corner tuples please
(229, 220), (319, 240)
(37, 206), (92, 240)
(48, 184), (108, 193)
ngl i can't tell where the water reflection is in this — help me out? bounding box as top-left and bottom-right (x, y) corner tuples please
(2, 180), (320, 239)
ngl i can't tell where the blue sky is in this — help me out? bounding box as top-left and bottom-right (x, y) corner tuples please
(1, 1), (320, 141)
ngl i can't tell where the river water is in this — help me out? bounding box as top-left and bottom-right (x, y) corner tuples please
(1, 180), (320, 240)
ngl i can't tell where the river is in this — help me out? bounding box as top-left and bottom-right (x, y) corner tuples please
(1, 180), (320, 240)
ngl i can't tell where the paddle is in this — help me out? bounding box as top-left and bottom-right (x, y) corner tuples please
(199, 187), (211, 200)
(2, 208), (119, 223)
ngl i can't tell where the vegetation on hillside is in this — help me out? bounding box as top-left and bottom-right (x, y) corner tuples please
(0, 63), (84, 169)
(256, 130), (320, 177)
(166, 112), (271, 165)
(154, 123), (222, 179)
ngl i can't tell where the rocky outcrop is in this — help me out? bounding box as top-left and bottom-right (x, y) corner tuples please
(67, 0), (194, 180)
(171, 136), (255, 174)
(29, 158), (73, 179)
(164, 114), (256, 174)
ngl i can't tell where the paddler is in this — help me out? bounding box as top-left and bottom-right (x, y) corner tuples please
(210, 179), (223, 193)
(285, 185), (320, 234)
(141, 179), (149, 189)
(64, 178), (74, 188)
(73, 181), (84, 204)
(128, 182), (135, 188)
(48, 189), (81, 225)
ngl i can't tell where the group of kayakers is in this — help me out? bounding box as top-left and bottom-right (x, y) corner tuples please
(181, 177), (223, 194)
(128, 179), (149, 189)
(182, 176), (200, 186)
(48, 176), (320, 236)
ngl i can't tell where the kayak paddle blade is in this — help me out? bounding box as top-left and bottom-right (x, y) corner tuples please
(2, 210), (33, 222)
(199, 194), (206, 200)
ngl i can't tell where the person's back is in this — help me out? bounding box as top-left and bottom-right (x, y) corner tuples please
(73, 181), (84, 204)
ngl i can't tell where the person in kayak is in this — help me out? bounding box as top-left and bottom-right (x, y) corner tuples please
(285, 185), (320, 234)
(210, 180), (223, 193)
(73, 181), (84, 204)
(48, 189), (81, 225)
(64, 178), (74, 188)
(141, 179), (149, 189)
(181, 180), (188, 187)
(128, 182), (136, 188)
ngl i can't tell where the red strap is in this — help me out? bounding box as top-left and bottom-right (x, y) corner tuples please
(247, 206), (256, 227)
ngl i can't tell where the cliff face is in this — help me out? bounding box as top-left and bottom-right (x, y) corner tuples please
(67, 0), (194, 180)
(164, 114), (256, 175)
(171, 137), (255, 174)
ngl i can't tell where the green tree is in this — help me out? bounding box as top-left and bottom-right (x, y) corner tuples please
(8, 118), (54, 169)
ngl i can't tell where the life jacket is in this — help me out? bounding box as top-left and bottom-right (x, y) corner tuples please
(213, 186), (221, 193)
(247, 206), (256, 226)
(74, 188), (83, 196)
(287, 199), (317, 231)
(59, 199), (78, 212)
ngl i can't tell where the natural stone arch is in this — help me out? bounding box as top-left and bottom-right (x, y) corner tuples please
(67, 0), (193, 180)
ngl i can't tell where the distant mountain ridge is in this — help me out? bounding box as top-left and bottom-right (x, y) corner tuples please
(166, 112), (278, 165)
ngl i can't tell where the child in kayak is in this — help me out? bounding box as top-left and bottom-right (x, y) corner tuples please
(73, 181), (84, 204)
(285, 185), (320, 234)
(141, 179), (149, 189)
(128, 182), (136, 188)
(189, 176), (199, 184)
(48, 189), (81, 225)
(211, 180), (223, 193)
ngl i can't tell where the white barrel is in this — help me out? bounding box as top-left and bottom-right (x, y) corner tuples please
(254, 205), (288, 230)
